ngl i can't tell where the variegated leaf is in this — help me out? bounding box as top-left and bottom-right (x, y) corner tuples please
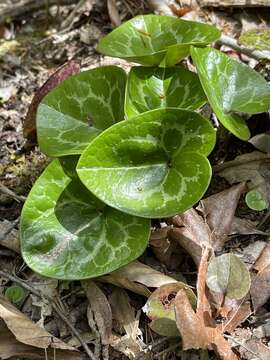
(97, 15), (221, 67)
(77, 108), (216, 218)
(20, 158), (150, 280)
(37, 66), (126, 157)
(125, 66), (206, 119)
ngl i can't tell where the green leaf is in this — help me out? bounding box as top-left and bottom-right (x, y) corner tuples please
(143, 283), (196, 337)
(77, 108), (216, 218)
(5, 286), (26, 304)
(20, 158), (150, 280)
(97, 15), (221, 67)
(206, 253), (251, 299)
(37, 66), (126, 157)
(125, 66), (206, 119)
(245, 190), (268, 211)
(191, 47), (270, 140)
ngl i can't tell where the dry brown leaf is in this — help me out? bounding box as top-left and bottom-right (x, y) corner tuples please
(82, 280), (112, 345)
(197, 183), (246, 250)
(250, 264), (270, 312)
(230, 217), (269, 236)
(99, 260), (177, 297)
(107, 0), (121, 27)
(254, 239), (270, 272)
(175, 249), (238, 360)
(0, 321), (82, 360)
(23, 60), (80, 143)
(170, 208), (213, 266)
(0, 296), (81, 359)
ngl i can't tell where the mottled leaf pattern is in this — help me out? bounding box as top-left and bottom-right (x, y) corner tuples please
(20, 159), (150, 280)
(37, 66), (126, 157)
(191, 47), (270, 140)
(125, 66), (206, 119)
(97, 15), (221, 66)
(77, 108), (215, 218)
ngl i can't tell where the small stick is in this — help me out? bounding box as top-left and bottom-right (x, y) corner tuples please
(218, 34), (270, 61)
(224, 334), (264, 360)
(0, 183), (26, 202)
(0, 270), (97, 360)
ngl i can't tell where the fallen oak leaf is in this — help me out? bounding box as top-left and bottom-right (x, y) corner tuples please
(175, 248), (238, 360)
(23, 60), (80, 144)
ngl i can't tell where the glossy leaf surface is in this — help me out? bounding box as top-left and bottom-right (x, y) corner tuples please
(97, 15), (221, 66)
(206, 254), (251, 300)
(37, 66), (126, 157)
(20, 159), (150, 280)
(125, 66), (206, 118)
(77, 108), (215, 218)
(191, 47), (270, 140)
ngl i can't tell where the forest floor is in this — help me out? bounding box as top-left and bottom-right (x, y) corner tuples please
(1, 1), (270, 359)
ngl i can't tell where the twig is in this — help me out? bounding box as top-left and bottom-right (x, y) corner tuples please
(0, 0), (78, 25)
(0, 270), (97, 360)
(224, 334), (264, 360)
(218, 34), (270, 61)
(60, 0), (89, 30)
(0, 183), (26, 202)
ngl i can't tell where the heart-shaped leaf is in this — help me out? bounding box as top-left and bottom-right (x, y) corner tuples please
(97, 15), (221, 67)
(77, 108), (216, 218)
(191, 47), (270, 140)
(37, 66), (126, 157)
(206, 253), (251, 300)
(245, 190), (268, 211)
(20, 158), (150, 280)
(125, 66), (206, 119)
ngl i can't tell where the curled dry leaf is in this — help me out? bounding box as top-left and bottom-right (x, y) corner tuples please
(99, 260), (177, 297)
(206, 254), (251, 300)
(197, 183), (246, 250)
(82, 280), (112, 345)
(23, 60), (80, 143)
(143, 282), (196, 337)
